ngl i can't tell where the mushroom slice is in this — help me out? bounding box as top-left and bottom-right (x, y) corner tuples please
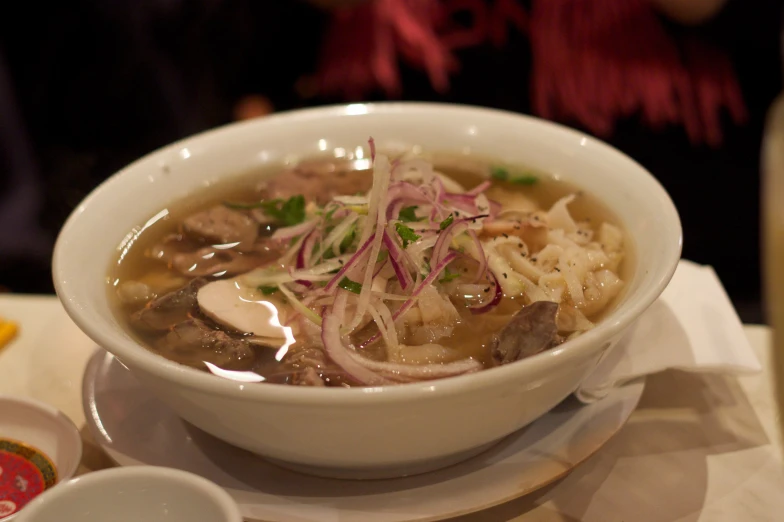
(197, 279), (295, 342)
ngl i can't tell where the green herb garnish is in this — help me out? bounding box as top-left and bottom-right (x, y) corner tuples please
(439, 213), (454, 230)
(338, 277), (363, 294)
(490, 166), (538, 185)
(241, 195), (306, 226)
(377, 250), (389, 263)
(395, 223), (421, 248)
(324, 205), (339, 222)
(439, 268), (460, 284)
(258, 285), (278, 295)
(398, 206), (419, 222)
(511, 175), (538, 185)
(339, 225), (357, 253)
(490, 166), (510, 181)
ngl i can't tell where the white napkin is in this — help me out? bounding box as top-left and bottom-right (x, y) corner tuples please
(575, 259), (762, 403)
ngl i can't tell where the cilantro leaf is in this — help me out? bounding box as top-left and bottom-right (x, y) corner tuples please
(376, 250), (389, 263)
(258, 285), (278, 295)
(338, 277), (363, 294)
(395, 223), (421, 248)
(398, 206), (419, 222)
(439, 213), (454, 231)
(246, 195), (306, 226)
(439, 268), (460, 284)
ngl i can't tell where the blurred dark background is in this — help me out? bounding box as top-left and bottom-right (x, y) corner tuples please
(0, 0), (781, 323)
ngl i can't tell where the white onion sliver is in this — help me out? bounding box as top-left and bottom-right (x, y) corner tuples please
(277, 283), (322, 325)
(321, 294), (391, 386)
(311, 213), (359, 263)
(346, 348), (482, 379)
(351, 154), (392, 330)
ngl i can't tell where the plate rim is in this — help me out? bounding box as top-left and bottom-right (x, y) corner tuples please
(81, 347), (645, 522)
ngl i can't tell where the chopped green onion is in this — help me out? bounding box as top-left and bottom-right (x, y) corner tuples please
(338, 277), (363, 294)
(398, 206), (419, 222)
(395, 223), (421, 248)
(490, 166), (509, 181)
(339, 224), (357, 253)
(511, 175), (538, 185)
(439, 213), (454, 231)
(258, 285), (278, 295)
(490, 166), (538, 185)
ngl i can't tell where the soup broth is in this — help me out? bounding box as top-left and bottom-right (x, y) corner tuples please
(109, 150), (630, 387)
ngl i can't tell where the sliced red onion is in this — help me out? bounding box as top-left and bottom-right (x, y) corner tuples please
(431, 220), (469, 270)
(349, 352), (483, 380)
(373, 260), (388, 278)
(321, 306), (391, 386)
(296, 229), (318, 269)
(359, 251), (458, 348)
(431, 215), (489, 270)
(469, 270), (503, 315)
(441, 193), (480, 214)
(465, 180), (491, 196)
(382, 230), (413, 290)
(324, 232), (376, 292)
(368, 136), (376, 162)
(392, 251), (457, 321)
(292, 230), (320, 287)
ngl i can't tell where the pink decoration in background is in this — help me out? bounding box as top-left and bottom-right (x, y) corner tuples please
(314, 0), (748, 147)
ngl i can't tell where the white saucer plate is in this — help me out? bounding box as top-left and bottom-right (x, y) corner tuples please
(82, 349), (644, 522)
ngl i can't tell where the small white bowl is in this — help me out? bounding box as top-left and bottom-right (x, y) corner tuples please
(14, 467), (243, 522)
(0, 395), (82, 520)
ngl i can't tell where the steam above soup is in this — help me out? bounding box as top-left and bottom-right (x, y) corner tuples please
(111, 140), (626, 387)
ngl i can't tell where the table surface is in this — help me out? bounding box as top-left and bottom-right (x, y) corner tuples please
(0, 294), (781, 522)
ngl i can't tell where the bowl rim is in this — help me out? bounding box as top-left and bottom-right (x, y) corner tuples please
(15, 466), (242, 521)
(0, 394), (83, 482)
(53, 101), (682, 405)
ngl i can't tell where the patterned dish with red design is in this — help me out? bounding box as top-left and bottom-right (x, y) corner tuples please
(0, 439), (57, 520)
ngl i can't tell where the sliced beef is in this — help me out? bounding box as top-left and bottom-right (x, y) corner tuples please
(260, 163), (373, 206)
(491, 301), (561, 365)
(183, 205), (258, 247)
(262, 346), (358, 387)
(293, 367), (325, 386)
(150, 231), (283, 278)
(171, 244), (281, 278)
(154, 317), (255, 370)
(131, 277), (207, 332)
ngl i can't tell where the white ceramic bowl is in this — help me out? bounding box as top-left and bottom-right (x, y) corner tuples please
(0, 395), (82, 520)
(53, 103), (682, 479)
(14, 467), (242, 522)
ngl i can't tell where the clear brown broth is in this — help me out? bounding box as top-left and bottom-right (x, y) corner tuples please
(108, 154), (632, 385)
